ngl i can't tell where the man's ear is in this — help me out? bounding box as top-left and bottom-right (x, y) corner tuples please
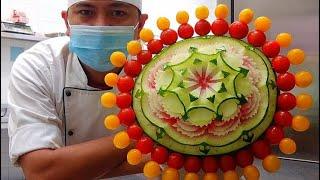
(61, 10), (70, 36)
(135, 14), (148, 39)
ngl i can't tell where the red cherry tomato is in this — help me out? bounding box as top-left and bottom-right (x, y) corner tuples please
(277, 92), (296, 111)
(127, 124), (143, 140)
(124, 60), (142, 77)
(251, 140), (271, 159)
(136, 136), (154, 154)
(137, 50), (152, 65)
(178, 24), (194, 39)
(184, 156), (202, 173)
(219, 155), (236, 172)
(271, 55), (290, 73)
(276, 72), (296, 91)
(116, 93), (132, 108)
(211, 18), (229, 36)
(274, 111), (293, 127)
(118, 108), (135, 126)
(147, 39), (163, 54)
(235, 149), (254, 168)
(167, 153), (184, 169)
(117, 76), (134, 92)
(247, 30), (266, 47)
(151, 146), (169, 164)
(202, 156), (219, 173)
(160, 29), (178, 45)
(265, 126), (285, 144)
(229, 21), (249, 39)
(262, 41), (280, 58)
(195, 19), (211, 36)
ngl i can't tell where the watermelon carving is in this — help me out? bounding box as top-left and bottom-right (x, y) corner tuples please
(100, 4), (313, 179)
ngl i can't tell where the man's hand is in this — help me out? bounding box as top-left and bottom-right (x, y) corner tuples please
(19, 136), (141, 180)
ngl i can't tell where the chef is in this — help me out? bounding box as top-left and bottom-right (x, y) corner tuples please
(7, 0), (148, 179)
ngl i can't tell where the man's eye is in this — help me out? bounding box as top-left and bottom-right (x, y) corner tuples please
(79, 10), (94, 16)
(111, 10), (127, 17)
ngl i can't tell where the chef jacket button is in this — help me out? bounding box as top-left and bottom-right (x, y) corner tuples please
(68, 130), (74, 136)
(65, 90), (71, 97)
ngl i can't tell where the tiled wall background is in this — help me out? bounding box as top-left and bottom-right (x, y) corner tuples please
(1, 128), (24, 180)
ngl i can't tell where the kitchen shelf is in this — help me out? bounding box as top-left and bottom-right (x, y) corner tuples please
(1, 32), (48, 42)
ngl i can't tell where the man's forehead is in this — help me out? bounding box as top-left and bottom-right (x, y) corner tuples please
(68, 0), (141, 11)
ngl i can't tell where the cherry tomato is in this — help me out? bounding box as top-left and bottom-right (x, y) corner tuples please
(137, 50), (152, 65)
(229, 21), (249, 39)
(265, 126), (284, 145)
(235, 149), (254, 168)
(195, 19), (211, 36)
(202, 156), (219, 172)
(271, 55), (290, 73)
(178, 24), (194, 39)
(211, 18), (229, 36)
(167, 153), (184, 169)
(184, 156), (202, 173)
(117, 76), (134, 92)
(151, 146), (169, 164)
(247, 30), (266, 47)
(262, 155), (281, 173)
(136, 136), (154, 154)
(262, 41), (280, 58)
(276, 72), (295, 91)
(277, 92), (296, 111)
(219, 155), (236, 172)
(127, 124), (143, 140)
(147, 39), (163, 54)
(274, 111), (292, 127)
(118, 108), (136, 126)
(160, 29), (178, 45)
(124, 60), (142, 77)
(116, 93), (132, 109)
(251, 140), (271, 159)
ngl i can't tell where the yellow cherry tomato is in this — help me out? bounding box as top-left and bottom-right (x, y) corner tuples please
(254, 16), (271, 32)
(292, 115), (310, 132)
(287, 48), (305, 65)
(104, 115), (120, 130)
(127, 149), (142, 165)
(215, 4), (229, 19)
(176, 10), (189, 24)
(195, 5), (209, 20)
(139, 28), (154, 42)
(162, 168), (179, 180)
(243, 165), (260, 180)
(203, 173), (218, 180)
(127, 40), (142, 56)
(295, 71), (313, 88)
(223, 170), (239, 180)
(184, 173), (199, 180)
(101, 92), (116, 108)
(157, 17), (170, 30)
(113, 131), (130, 149)
(104, 73), (118, 87)
(110, 51), (127, 67)
(276, 33), (293, 47)
(296, 93), (313, 110)
(262, 155), (281, 173)
(279, 138), (297, 155)
(144, 161), (161, 178)
(239, 8), (254, 24)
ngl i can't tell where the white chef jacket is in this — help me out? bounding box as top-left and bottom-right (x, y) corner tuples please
(7, 36), (144, 179)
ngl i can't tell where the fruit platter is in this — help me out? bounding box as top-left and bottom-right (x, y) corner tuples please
(100, 4), (313, 180)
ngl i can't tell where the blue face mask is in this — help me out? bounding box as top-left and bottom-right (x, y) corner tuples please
(69, 25), (137, 72)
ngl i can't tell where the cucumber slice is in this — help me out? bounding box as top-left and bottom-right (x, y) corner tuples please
(217, 98), (240, 120)
(162, 91), (185, 116)
(155, 69), (174, 91)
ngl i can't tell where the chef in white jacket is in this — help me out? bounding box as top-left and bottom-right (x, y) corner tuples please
(7, 0), (149, 179)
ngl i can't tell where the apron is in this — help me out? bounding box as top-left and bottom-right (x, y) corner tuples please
(62, 52), (145, 179)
